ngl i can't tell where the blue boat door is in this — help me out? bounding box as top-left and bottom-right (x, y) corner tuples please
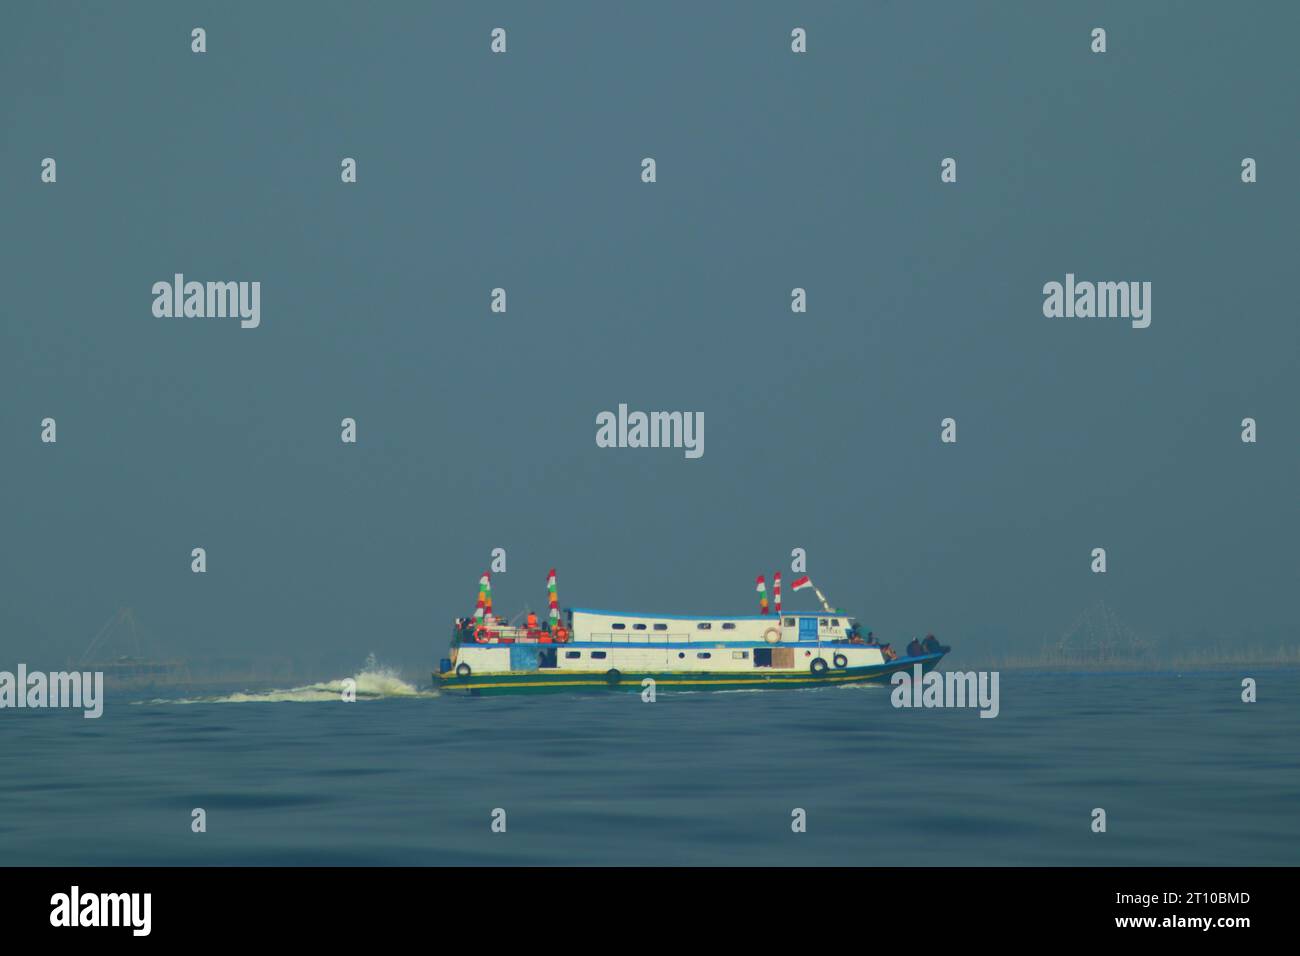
(798, 617), (818, 642)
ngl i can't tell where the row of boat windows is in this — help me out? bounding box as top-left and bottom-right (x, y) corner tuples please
(563, 650), (744, 660)
(609, 622), (738, 631)
(606, 619), (842, 630)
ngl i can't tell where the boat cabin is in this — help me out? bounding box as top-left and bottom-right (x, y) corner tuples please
(566, 609), (860, 644)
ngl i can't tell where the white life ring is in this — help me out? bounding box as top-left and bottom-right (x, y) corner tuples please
(763, 627), (781, 644)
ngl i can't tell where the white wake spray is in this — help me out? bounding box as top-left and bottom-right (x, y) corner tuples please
(146, 655), (437, 704)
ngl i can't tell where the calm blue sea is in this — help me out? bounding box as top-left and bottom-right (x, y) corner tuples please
(2, 669), (1297, 866)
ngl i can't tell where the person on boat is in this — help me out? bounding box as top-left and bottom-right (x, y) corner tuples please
(526, 610), (539, 629)
(881, 642), (898, 661)
(554, 623), (570, 643)
(920, 634), (951, 658)
(907, 637), (924, 657)
(866, 631), (878, 646)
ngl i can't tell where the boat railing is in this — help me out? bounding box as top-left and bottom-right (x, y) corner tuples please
(463, 626), (565, 645)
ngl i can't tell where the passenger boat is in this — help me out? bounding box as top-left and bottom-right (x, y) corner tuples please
(433, 570), (949, 696)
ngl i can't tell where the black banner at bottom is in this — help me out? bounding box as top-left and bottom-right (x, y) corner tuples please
(0, 866), (1285, 941)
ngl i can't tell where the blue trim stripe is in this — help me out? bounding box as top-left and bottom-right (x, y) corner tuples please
(562, 640), (795, 649)
(464, 645), (942, 665)
(466, 641), (939, 663)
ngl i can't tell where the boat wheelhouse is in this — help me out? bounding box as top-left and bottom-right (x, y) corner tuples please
(434, 572), (949, 696)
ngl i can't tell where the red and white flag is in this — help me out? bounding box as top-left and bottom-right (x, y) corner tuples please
(791, 575), (813, 591)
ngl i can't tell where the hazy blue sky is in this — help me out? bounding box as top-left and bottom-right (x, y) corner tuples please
(3, 2), (1296, 673)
